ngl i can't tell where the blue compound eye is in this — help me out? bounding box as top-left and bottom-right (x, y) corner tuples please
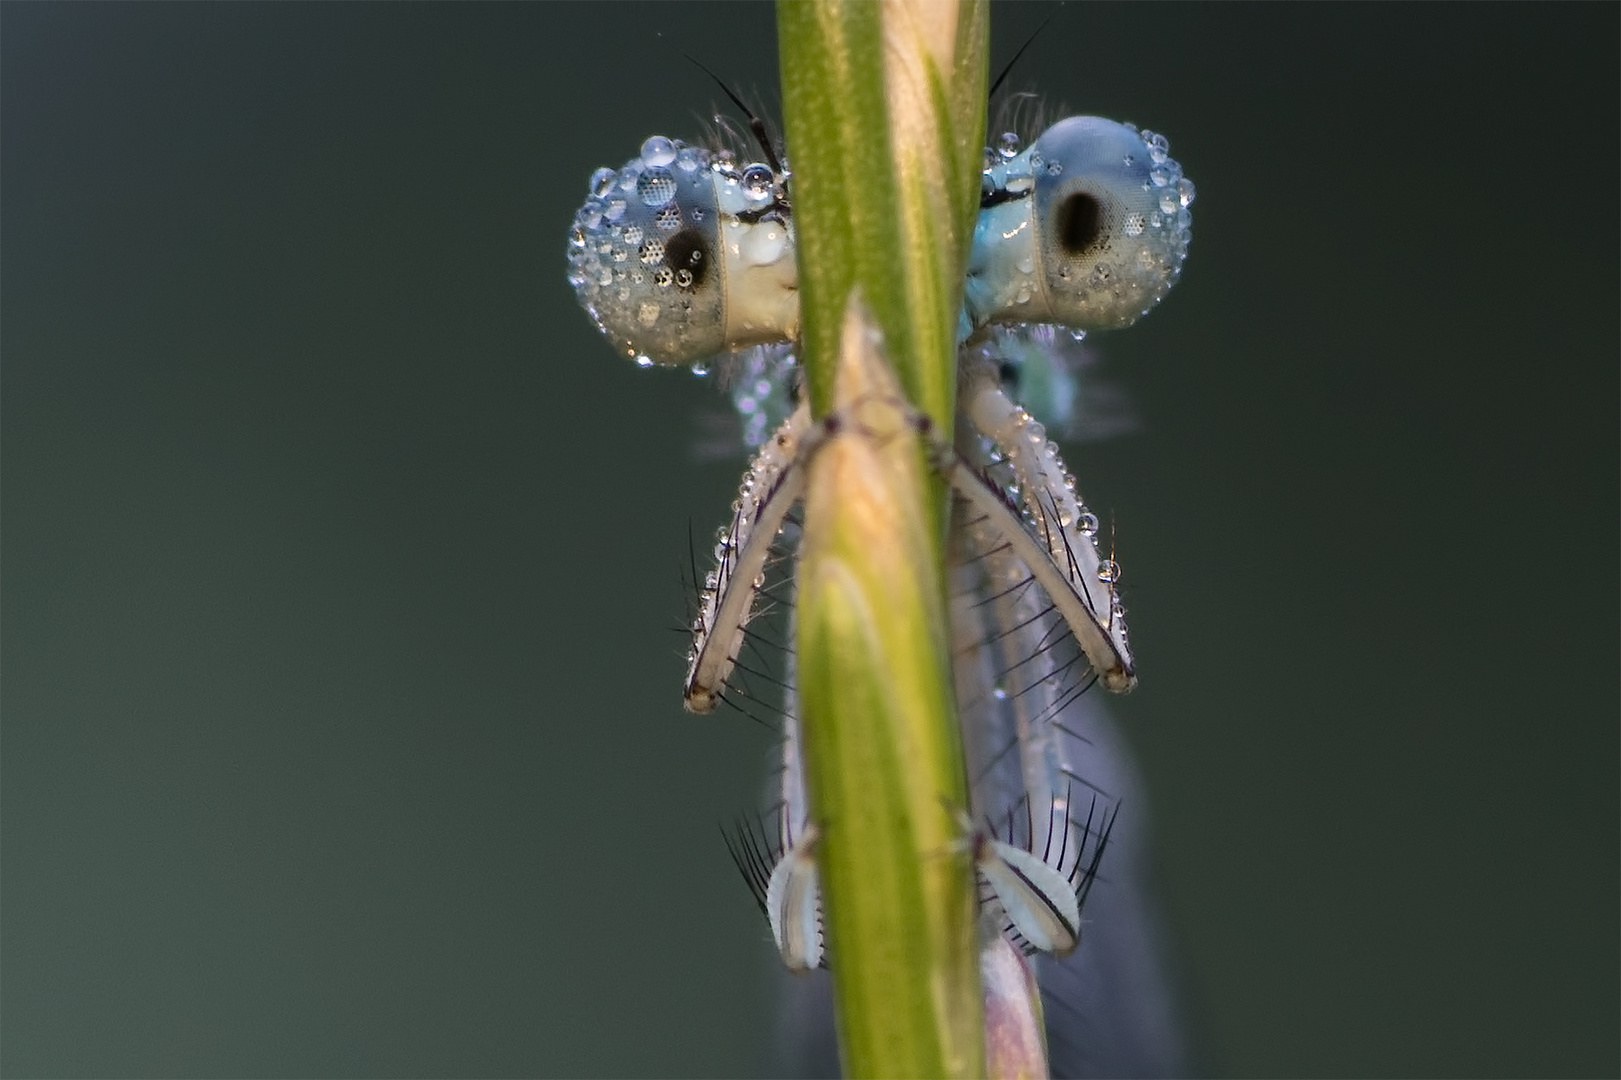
(566, 135), (798, 369)
(967, 117), (1194, 334)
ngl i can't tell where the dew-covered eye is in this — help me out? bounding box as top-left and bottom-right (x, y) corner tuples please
(1031, 116), (1193, 330)
(965, 116), (1194, 335)
(566, 135), (799, 370)
(566, 136), (727, 367)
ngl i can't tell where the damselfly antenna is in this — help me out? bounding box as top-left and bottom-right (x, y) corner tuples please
(679, 48), (786, 180)
(987, 4), (1063, 100)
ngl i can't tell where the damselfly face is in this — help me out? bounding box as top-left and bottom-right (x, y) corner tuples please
(568, 117), (1192, 369)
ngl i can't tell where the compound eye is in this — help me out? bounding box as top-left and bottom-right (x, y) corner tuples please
(566, 137), (727, 367)
(997, 358), (1022, 390)
(1031, 116), (1194, 331)
(1055, 190), (1104, 257)
(662, 228), (711, 290)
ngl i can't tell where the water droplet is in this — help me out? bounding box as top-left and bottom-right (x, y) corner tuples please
(1178, 177), (1197, 207)
(675, 145), (705, 173)
(691, 361), (710, 377)
(1077, 511), (1099, 536)
(998, 131), (1020, 159)
(637, 167), (677, 207)
(1097, 560), (1120, 583)
(575, 201), (604, 230)
(991, 684), (1009, 701)
(1016, 255), (1035, 275)
(1159, 190), (1179, 214)
(590, 167), (616, 197)
(741, 164), (774, 203)
(635, 354), (655, 368)
(1149, 165), (1171, 188)
(641, 135), (677, 168)
(602, 198), (627, 223)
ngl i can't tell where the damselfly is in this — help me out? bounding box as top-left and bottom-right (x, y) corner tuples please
(567, 104), (1192, 1070)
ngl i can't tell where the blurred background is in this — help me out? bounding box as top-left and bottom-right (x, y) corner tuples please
(3, 4), (1615, 1076)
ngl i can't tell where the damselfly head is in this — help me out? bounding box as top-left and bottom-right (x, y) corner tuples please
(567, 136), (797, 369)
(968, 117), (1194, 334)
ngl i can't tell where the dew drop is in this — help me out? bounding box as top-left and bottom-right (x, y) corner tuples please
(741, 164), (774, 203)
(637, 167), (677, 207)
(675, 145), (706, 173)
(641, 135), (677, 168)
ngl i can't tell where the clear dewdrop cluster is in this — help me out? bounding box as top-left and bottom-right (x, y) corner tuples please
(966, 117), (1194, 334)
(566, 135), (797, 369)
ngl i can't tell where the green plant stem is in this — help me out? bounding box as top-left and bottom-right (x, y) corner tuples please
(777, 3), (989, 1076)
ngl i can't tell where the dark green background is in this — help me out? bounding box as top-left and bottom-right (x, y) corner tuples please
(4, 3), (1616, 1076)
